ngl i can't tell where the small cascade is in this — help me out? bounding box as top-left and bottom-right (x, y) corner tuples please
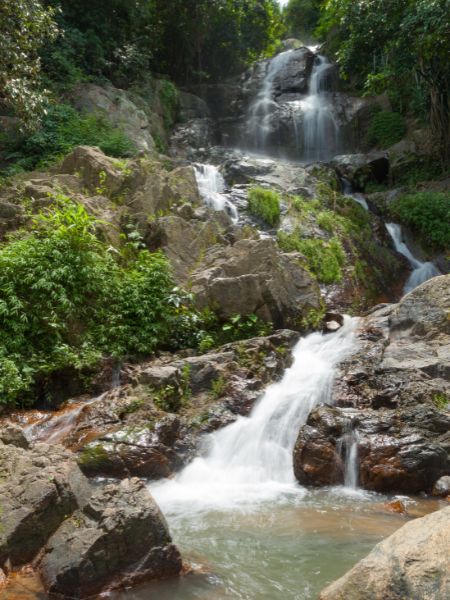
(301, 54), (339, 161)
(342, 177), (368, 211)
(194, 163), (239, 222)
(152, 317), (359, 513)
(386, 223), (440, 294)
(340, 423), (360, 490)
(247, 50), (294, 150)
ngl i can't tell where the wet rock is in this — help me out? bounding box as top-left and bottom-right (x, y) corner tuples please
(384, 499), (407, 514)
(170, 118), (216, 159)
(319, 506), (450, 600)
(40, 478), (182, 598)
(272, 47), (315, 96)
(331, 152), (389, 190)
(432, 476), (450, 497)
(323, 313), (344, 334)
(0, 442), (92, 566)
(179, 91), (211, 121)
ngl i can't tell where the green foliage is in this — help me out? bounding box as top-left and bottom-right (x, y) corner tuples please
(154, 384), (182, 413)
(283, 0), (322, 38)
(0, 199), (199, 406)
(222, 313), (272, 342)
(247, 187), (281, 227)
(318, 0), (450, 165)
(278, 231), (345, 284)
(211, 375), (227, 400)
(366, 111), (406, 149)
(158, 80), (179, 130)
(433, 393), (449, 410)
(0, 0), (58, 124)
(300, 306), (326, 330)
(3, 103), (134, 172)
(389, 191), (450, 250)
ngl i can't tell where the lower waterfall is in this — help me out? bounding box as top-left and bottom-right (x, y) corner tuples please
(152, 317), (359, 513)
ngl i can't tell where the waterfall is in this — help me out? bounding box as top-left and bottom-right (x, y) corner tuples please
(301, 54), (339, 161)
(386, 223), (440, 293)
(194, 164), (238, 222)
(338, 420), (360, 489)
(247, 50), (294, 151)
(151, 317), (359, 513)
(342, 177), (368, 211)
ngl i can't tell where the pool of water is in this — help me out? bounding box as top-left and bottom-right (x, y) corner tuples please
(110, 489), (443, 600)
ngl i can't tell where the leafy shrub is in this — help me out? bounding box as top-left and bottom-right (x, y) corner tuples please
(0, 199), (197, 406)
(247, 187), (281, 227)
(3, 103), (134, 173)
(278, 231), (346, 284)
(158, 80), (179, 130)
(389, 191), (450, 250)
(366, 111), (406, 149)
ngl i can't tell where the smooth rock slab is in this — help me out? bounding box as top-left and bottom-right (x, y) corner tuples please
(40, 478), (182, 598)
(319, 506), (450, 600)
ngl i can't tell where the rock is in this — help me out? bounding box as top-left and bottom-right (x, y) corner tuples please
(433, 476), (450, 497)
(178, 91), (211, 121)
(0, 442), (92, 566)
(0, 424), (29, 448)
(294, 276), (450, 494)
(40, 478), (182, 598)
(70, 83), (155, 153)
(59, 146), (124, 196)
(170, 118), (215, 159)
(384, 499), (407, 514)
(190, 238), (321, 328)
(319, 506), (450, 600)
(138, 365), (180, 388)
(331, 152), (390, 190)
(0, 200), (25, 238)
(272, 47), (315, 96)
(323, 313), (344, 334)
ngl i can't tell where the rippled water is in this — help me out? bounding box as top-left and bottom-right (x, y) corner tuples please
(110, 492), (442, 600)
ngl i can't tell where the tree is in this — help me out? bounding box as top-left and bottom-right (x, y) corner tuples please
(0, 0), (58, 125)
(318, 0), (450, 166)
(283, 0), (322, 39)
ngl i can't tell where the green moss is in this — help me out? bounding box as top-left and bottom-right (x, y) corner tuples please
(77, 444), (110, 469)
(247, 187), (281, 227)
(158, 80), (179, 130)
(434, 393), (449, 410)
(211, 374), (227, 399)
(278, 231), (346, 284)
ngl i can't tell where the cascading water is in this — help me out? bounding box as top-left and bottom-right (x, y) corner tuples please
(342, 177), (369, 211)
(152, 317), (359, 513)
(338, 419), (360, 490)
(300, 54), (339, 161)
(386, 223), (440, 294)
(194, 164), (238, 222)
(247, 50), (294, 151)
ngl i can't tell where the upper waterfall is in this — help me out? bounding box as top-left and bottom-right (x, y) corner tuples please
(244, 47), (340, 161)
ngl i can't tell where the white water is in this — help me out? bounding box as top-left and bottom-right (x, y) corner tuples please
(247, 50), (294, 150)
(339, 421), (360, 490)
(342, 177), (369, 211)
(152, 317), (359, 514)
(194, 164), (238, 222)
(386, 223), (440, 294)
(301, 54), (339, 161)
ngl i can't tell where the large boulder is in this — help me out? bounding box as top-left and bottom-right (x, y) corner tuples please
(40, 478), (182, 598)
(190, 238), (321, 328)
(70, 83), (155, 153)
(331, 152), (390, 190)
(0, 442), (91, 566)
(319, 506), (450, 600)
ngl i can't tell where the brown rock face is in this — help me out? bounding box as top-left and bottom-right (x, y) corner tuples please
(319, 506), (450, 600)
